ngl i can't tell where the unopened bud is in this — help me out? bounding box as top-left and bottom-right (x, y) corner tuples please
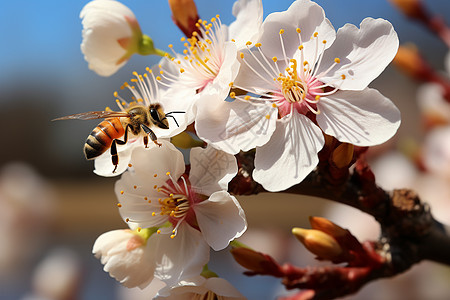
(331, 143), (354, 168)
(292, 228), (342, 259)
(168, 0), (200, 37)
(388, 0), (425, 19)
(393, 44), (429, 80)
(309, 216), (348, 238)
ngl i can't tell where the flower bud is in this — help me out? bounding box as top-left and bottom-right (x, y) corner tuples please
(292, 228), (342, 260)
(331, 143), (354, 168)
(393, 44), (430, 80)
(388, 0), (425, 19)
(80, 0), (165, 76)
(168, 0), (200, 37)
(92, 229), (156, 288)
(309, 216), (348, 238)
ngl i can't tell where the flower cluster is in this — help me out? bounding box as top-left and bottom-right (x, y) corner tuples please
(76, 0), (401, 298)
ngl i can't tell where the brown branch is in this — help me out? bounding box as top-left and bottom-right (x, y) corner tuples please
(229, 150), (450, 299)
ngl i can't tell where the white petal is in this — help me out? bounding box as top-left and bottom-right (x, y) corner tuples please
(155, 276), (207, 299)
(195, 191), (247, 251)
(93, 140), (141, 177)
(195, 95), (278, 154)
(130, 140), (185, 182)
(93, 229), (156, 289)
(259, 0), (335, 61)
(316, 88), (401, 146)
(156, 276), (245, 299)
(209, 42), (241, 96)
(154, 223), (210, 286)
(189, 146), (238, 196)
(319, 18), (399, 91)
(253, 112), (325, 192)
(115, 170), (168, 230)
(234, 48), (284, 93)
(228, 0), (263, 50)
(80, 0), (138, 76)
(205, 277), (246, 298)
(423, 126), (450, 179)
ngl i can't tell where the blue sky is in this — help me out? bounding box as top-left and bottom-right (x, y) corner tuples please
(0, 0), (448, 175)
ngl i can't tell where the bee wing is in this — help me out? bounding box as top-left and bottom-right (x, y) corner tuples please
(52, 111), (130, 121)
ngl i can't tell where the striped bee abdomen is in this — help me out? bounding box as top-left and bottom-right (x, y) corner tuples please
(84, 118), (125, 160)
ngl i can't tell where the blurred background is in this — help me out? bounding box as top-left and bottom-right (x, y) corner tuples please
(0, 0), (449, 299)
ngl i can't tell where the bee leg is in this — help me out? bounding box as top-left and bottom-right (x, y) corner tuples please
(143, 136), (149, 148)
(141, 124), (162, 147)
(110, 125), (131, 173)
(110, 140), (120, 173)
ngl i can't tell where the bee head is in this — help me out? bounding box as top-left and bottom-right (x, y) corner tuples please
(149, 104), (169, 129)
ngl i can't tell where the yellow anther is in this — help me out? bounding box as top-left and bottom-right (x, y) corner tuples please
(314, 32), (318, 37)
(246, 41), (252, 46)
(160, 70), (164, 75)
(298, 45), (304, 51)
(156, 76), (161, 80)
(303, 61), (309, 66)
(341, 74), (346, 79)
(244, 95), (251, 100)
(272, 57), (278, 62)
(133, 185), (137, 189)
(334, 58), (341, 63)
(168, 44), (173, 48)
(164, 53), (169, 57)
(265, 114), (271, 119)
(152, 212), (156, 216)
(181, 37), (186, 42)
(230, 92), (236, 99)
(192, 31), (198, 36)
(133, 71), (138, 76)
(113, 91), (118, 97)
(296, 28), (301, 33)
(120, 190), (124, 195)
(272, 103), (277, 108)
(125, 218), (129, 222)
(315, 95), (321, 100)
(216, 14), (220, 18)
(170, 234), (175, 239)
(231, 39), (236, 42)
(240, 53), (244, 59)
(166, 172), (171, 176)
(229, 82), (234, 87)
(153, 185), (157, 189)
(322, 40), (327, 44)
(180, 68), (185, 73)
(279, 29), (285, 34)
(144, 197), (148, 200)
(148, 200), (152, 203)
(255, 43), (262, 47)
(117, 203), (122, 208)
(157, 230), (161, 234)
(137, 227), (142, 232)
(211, 17), (216, 22)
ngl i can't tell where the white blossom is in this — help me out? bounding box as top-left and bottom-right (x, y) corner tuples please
(155, 276), (246, 300)
(115, 141), (246, 285)
(92, 229), (157, 289)
(200, 0), (401, 191)
(80, 0), (143, 76)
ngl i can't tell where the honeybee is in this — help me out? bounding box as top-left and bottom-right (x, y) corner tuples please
(54, 103), (182, 173)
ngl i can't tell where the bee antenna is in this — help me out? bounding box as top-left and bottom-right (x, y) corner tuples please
(165, 111), (185, 115)
(166, 114), (180, 127)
